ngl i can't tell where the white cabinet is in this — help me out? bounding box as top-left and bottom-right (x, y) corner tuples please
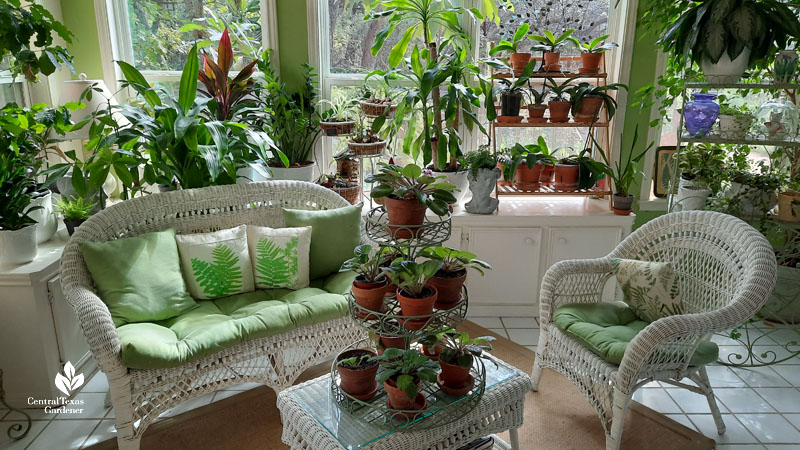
(466, 228), (542, 305)
(547, 227), (622, 267)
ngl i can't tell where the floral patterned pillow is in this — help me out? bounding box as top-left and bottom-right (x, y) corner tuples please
(611, 258), (684, 322)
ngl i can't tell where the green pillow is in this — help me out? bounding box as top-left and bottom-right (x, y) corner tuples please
(79, 229), (197, 326)
(611, 258), (684, 322)
(282, 203), (362, 280)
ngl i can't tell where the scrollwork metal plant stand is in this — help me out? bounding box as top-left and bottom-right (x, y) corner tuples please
(0, 369), (32, 440)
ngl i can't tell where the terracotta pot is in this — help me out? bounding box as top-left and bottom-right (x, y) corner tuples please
(574, 96), (604, 123)
(539, 165), (555, 186)
(336, 349), (379, 400)
(778, 191), (800, 222)
(384, 377), (422, 410)
(580, 53), (603, 74)
(384, 196), (428, 239)
(554, 163), (579, 191)
(377, 333), (407, 355)
(497, 115), (524, 124)
(422, 344), (442, 361)
(439, 359), (472, 388)
(509, 52), (532, 76)
(612, 194), (635, 215)
(543, 52), (561, 71)
(527, 104), (548, 123)
(397, 286), (438, 329)
(427, 270), (466, 309)
(548, 101), (571, 123)
(513, 163), (545, 191)
(351, 277), (388, 313)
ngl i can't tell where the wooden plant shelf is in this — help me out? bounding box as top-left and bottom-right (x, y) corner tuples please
(493, 120), (609, 128)
(494, 71), (607, 80)
(496, 183), (611, 196)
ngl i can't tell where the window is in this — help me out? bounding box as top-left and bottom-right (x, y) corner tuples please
(0, 59), (28, 106)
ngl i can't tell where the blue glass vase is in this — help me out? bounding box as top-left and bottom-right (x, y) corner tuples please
(684, 93), (720, 137)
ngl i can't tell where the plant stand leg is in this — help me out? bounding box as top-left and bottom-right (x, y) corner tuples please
(509, 428), (520, 450)
(0, 369), (32, 440)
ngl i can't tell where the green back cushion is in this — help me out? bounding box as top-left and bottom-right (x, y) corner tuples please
(553, 302), (718, 366)
(282, 203), (362, 279)
(612, 258), (684, 322)
(79, 229), (197, 326)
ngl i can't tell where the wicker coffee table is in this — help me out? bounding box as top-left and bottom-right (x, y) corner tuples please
(276, 353), (531, 450)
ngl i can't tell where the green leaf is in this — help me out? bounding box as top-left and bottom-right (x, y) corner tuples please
(179, 45), (199, 113)
(191, 244), (243, 297)
(255, 236), (298, 287)
(389, 25), (416, 68)
(401, 164), (422, 179)
(117, 61), (162, 107)
(178, 23), (205, 33)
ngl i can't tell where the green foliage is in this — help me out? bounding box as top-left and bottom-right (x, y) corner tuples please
(498, 138), (558, 183)
(420, 329), (495, 369)
(676, 143), (728, 191)
(488, 23), (531, 55)
(381, 259), (443, 298)
(53, 197), (95, 221)
(462, 147), (498, 179)
(370, 348), (439, 400)
(255, 237), (298, 287)
(340, 244), (389, 283)
(0, 148), (39, 230)
(545, 77), (577, 102)
(594, 125), (653, 196)
(367, 162), (458, 216)
(567, 82), (628, 121)
(319, 92), (359, 122)
(573, 148), (610, 190)
(337, 351), (376, 370)
(191, 244), (243, 297)
(198, 28), (258, 121)
(718, 104), (753, 117)
(579, 35), (618, 53)
(529, 29), (580, 53)
(419, 246), (491, 275)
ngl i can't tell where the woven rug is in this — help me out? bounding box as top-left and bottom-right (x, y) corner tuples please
(88, 321), (714, 450)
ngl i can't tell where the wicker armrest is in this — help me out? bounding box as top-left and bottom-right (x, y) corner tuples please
(539, 257), (615, 324)
(66, 284), (127, 375)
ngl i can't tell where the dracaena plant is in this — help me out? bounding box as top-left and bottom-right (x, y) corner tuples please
(198, 28), (258, 121)
(419, 329), (495, 369)
(595, 125), (653, 197)
(419, 246), (492, 276)
(367, 162), (458, 216)
(381, 259), (443, 298)
(340, 244), (390, 283)
(370, 348), (439, 400)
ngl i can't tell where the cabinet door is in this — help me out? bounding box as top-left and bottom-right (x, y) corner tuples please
(547, 227), (622, 299)
(48, 276), (90, 367)
(442, 226), (462, 250)
(466, 228), (542, 305)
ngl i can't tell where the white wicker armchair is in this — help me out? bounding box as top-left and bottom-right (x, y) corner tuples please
(531, 211), (777, 450)
(60, 182), (366, 450)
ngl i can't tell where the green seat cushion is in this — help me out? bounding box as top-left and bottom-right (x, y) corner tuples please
(117, 271), (357, 369)
(79, 229), (197, 326)
(553, 302), (718, 366)
(282, 203), (362, 280)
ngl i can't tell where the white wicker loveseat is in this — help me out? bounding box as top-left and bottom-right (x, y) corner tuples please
(60, 181), (365, 450)
(531, 211), (777, 450)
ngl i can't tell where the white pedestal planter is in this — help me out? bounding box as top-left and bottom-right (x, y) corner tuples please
(701, 48), (751, 83)
(267, 163), (316, 182)
(28, 190), (57, 244)
(431, 169), (469, 206)
(0, 225), (38, 265)
(674, 182), (712, 211)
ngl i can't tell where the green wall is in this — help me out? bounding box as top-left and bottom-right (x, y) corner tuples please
(276, 0), (310, 91)
(60, 0), (104, 79)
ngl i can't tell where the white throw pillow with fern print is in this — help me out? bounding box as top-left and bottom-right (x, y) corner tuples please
(175, 225), (255, 299)
(246, 225), (312, 290)
(611, 258), (684, 322)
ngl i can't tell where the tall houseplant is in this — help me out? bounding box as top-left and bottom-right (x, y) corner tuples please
(0, 148), (41, 265)
(597, 126), (653, 215)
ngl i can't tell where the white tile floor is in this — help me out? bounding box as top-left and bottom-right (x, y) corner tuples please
(2, 316), (798, 449)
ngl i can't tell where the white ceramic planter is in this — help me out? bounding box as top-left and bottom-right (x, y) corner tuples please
(267, 163), (316, 182)
(465, 168), (501, 214)
(701, 48), (751, 83)
(718, 114), (752, 139)
(431, 169), (469, 206)
(675, 184), (712, 211)
(236, 163), (271, 184)
(28, 190), (57, 244)
(0, 225), (38, 266)
(726, 181), (778, 216)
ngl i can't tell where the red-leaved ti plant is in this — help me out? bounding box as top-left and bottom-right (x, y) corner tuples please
(198, 28), (258, 121)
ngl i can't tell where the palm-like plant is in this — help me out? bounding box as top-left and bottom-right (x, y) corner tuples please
(198, 28), (259, 121)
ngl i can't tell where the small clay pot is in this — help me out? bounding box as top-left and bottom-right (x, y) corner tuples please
(384, 377), (422, 411)
(336, 349), (379, 401)
(554, 163), (579, 191)
(384, 196), (428, 239)
(580, 53), (603, 74)
(397, 286), (437, 329)
(351, 277), (388, 313)
(427, 270), (466, 309)
(574, 95), (604, 123)
(509, 52), (532, 76)
(422, 344), (442, 361)
(539, 165), (555, 186)
(496, 115), (524, 124)
(548, 101), (571, 123)
(513, 163), (545, 191)
(778, 191), (800, 222)
(439, 359), (473, 388)
(527, 104), (548, 123)
(543, 52), (561, 71)
(377, 334), (407, 355)
(612, 193), (635, 215)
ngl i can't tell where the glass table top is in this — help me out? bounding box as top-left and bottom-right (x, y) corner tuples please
(288, 353), (521, 449)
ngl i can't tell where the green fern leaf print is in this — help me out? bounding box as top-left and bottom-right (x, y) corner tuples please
(191, 244), (243, 297)
(255, 237), (299, 287)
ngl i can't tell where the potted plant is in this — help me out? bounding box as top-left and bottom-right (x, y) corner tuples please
(656, 0), (800, 83)
(717, 104), (754, 139)
(529, 29), (580, 72)
(578, 35), (618, 74)
(462, 148), (501, 215)
(359, 83), (396, 118)
(554, 157), (580, 191)
(382, 259), (443, 330)
(492, 60), (537, 122)
(778, 150), (800, 222)
(340, 244), (390, 317)
(674, 143), (726, 211)
(488, 23), (532, 77)
(597, 126), (653, 215)
(0, 149), (41, 265)
(499, 142), (557, 190)
(545, 77), (576, 123)
(370, 348), (439, 416)
(568, 82), (627, 123)
(347, 114), (387, 157)
(371, 328), (407, 356)
(198, 28), (258, 122)
(54, 197), (95, 236)
(319, 94), (358, 137)
(724, 167), (783, 217)
(420, 330), (494, 395)
(419, 246), (491, 309)
(336, 349), (380, 401)
(367, 163), (457, 238)
(317, 173), (360, 205)
(334, 149), (359, 180)
(778, 190), (800, 222)
(526, 86), (548, 124)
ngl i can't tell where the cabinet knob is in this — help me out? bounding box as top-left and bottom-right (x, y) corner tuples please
(524, 237), (536, 246)
(558, 237), (567, 245)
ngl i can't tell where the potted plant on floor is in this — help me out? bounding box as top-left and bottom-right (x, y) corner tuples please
(463, 147), (501, 214)
(488, 23), (533, 77)
(336, 349), (380, 401)
(341, 244), (390, 317)
(500, 142), (557, 191)
(492, 60), (536, 123)
(382, 259), (443, 330)
(529, 29), (580, 72)
(568, 82), (627, 123)
(597, 126), (653, 215)
(545, 78), (576, 123)
(419, 246), (491, 309)
(370, 348), (439, 417)
(319, 93), (358, 137)
(367, 162), (457, 238)
(717, 104), (754, 139)
(0, 149), (41, 265)
(578, 35), (618, 74)
(526, 87), (548, 124)
(54, 197), (95, 236)
(420, 330), (494, 396)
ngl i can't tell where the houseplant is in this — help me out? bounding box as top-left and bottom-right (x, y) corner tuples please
(419, 246), (491, 309)
(597, 126), (653, 215)
(777, 147), (800, 222)
(717, 104), (754, 139)
(526, 86), (548, 123)
(420, 330), (494, 395)
(359, 83), (396, 118)
(198, 28), (258, 122)
(578, 35), (618, 74)
(463, 148), (501, 214)
(724, 167), (783, 217)
(674, 143), (727, 210)
(488, 23), (533, 76)
(0, 147), (41, 265)
(347, 113), (386, 157)
(529, 29), (580, 72)
(340, 244), (390, 316)
(554, 156), (580, 191)
(319, 93), (358, 137)
(54, 196), (94, 236)
(370, 348), (439, 416)
(568, 82), (627, 123)
(336, 348), (380, 401)
(382, 259), (443, 330)
(317, 173), (360, 205)
(500, 142), (557, 190)
(545, 77), (576, 123)
(493, 60), (537, 122)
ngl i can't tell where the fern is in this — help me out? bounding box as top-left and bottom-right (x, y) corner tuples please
(191, 244), (243, 297)
(255, 237), (298, 287)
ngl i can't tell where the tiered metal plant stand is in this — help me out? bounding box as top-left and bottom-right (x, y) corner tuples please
(329, 206), (486, 430)
(0, 369), (32, 440)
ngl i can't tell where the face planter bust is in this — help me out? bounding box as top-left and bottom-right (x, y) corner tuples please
(465, 167), (501, 214)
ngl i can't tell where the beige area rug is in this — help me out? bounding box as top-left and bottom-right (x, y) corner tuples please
(88, 321), (714, 450)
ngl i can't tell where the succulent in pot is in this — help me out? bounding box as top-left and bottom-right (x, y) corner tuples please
(488, 23), (533, 77)
(545, 77), (576, 123)
(597, 125), (653, 215)
(336, 349), (380, 401)
(419, 246), (491, 309)
(340, 244), (391, 317)
(370, 348), (439, 416)
(567, 82), (627, 123)
(382, 259), (443, 330)
(367, 163), (458, 239)
(578, 35), (618, 74)
(529, 29), (580, 72)
(54, 197), (95, 236)
(492, 60), (537, 122)
(420, 329), (494, 396)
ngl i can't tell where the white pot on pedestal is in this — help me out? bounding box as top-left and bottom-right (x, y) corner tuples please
(28, 190), (57, 244)
(0, 225), (38, 266)
(701, 48), (751, 83)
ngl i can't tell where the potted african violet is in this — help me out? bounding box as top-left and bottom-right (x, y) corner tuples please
(488, 23), (533, 77)
(370, 348), (439, 417)
(554, 157), (580, 191)
(420, 330), (494, 396)
(372, 327), (406, 355)
(420, 246), (492, 309)
(577, 35), (618, 74)
(382, 259), (443, 330)
(340, 244), (390, 317)
(336, 349), (380, 401)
